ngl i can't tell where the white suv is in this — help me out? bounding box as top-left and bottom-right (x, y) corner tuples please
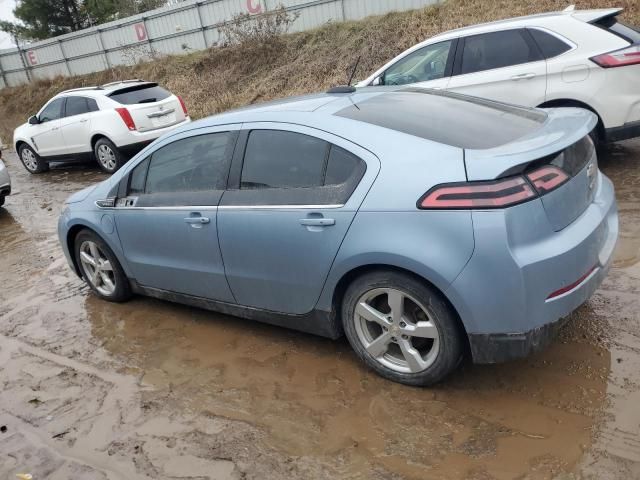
(357, 7), (640, 144)
(13, 80), (190, 174)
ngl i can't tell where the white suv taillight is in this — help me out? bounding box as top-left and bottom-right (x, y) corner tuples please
(590, 44), (640, 68)
(115, 107), (137, 131)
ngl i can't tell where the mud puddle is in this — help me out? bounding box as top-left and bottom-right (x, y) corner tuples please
(0, 144), (639, 479)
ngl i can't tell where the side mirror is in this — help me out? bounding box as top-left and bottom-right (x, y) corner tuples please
(28, 115), (40, 125)
(372, 76), (383, 86)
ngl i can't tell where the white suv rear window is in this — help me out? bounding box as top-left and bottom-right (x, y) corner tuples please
(108, 84), (171, 105)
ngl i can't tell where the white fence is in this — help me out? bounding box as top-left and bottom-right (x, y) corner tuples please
(0, 0), (440, 89)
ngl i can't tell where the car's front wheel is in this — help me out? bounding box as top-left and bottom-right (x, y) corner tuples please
(94, 138), (125, 174)
(74, 229), (132, 302)
(19, 144), (49, 174)
(342, 270), (463, 386)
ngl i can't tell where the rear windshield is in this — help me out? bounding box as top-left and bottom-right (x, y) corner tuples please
(108, 84), (171, 105)
(594, 16), (640, 44)
(334, 89), (546, 150)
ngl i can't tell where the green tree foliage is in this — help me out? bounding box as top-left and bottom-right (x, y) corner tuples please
(0, 0), (167, 41)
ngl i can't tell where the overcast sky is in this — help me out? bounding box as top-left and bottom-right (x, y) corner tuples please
(0, 0), (17, 49)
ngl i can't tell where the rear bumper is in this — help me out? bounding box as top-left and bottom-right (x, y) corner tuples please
(446, 171), (618, 363)
(113, 117), (191, 149)
(605, 120), (640, 143)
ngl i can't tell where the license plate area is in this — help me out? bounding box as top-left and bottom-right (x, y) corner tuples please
(150, 112), (176, 128)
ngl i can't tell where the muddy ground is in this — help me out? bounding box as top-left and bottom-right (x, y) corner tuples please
(0, 141), (639, 480)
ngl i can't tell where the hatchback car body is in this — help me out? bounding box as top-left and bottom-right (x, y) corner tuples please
(357, 7), (640, 144)
(14, 80), (190, 175)
(58, 88), (618, 385)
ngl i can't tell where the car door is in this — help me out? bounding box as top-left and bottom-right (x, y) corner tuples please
(59, 96), (97, 155)
(376, 39), (456, 90)
(113, 125), (240, 301)
(217, 124), (378, 315)
(32, 98), (66, 157)
(446, 29), (547, 106)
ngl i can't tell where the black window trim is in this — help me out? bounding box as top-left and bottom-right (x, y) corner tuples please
(222, 127), (367, 207)
(526, 27), (576, 59)
(452, 28), (544, 77)
(382, 37), (459, 85)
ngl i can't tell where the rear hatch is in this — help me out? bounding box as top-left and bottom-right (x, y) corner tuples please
(464, 107), (598, 231)
(108, 83), (186, 133)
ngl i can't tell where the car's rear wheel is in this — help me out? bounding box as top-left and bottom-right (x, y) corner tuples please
(342, 270), (462, 386)
(19, 144), (49, 174)
(74, 229), (131, 302)
(94, 138), (125, 174)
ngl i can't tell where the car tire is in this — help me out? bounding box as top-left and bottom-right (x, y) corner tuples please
(94, 138), (125, 174)
(0, 196), (4, 207)
(19, 144), (49, 174)
(342, 270), (463, 386)
(74, 229), (132, 302)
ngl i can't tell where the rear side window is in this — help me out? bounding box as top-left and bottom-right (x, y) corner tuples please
(528, 29), (572, 58)
(325, 146), (363, 185)
(241, 130), (328, 189)
(144, 132), (233, 194)
(109, 84), (171, 105)
(65, 97), (92, 117)
(594, 16), (640, 43)
(460, 29), (542, 75)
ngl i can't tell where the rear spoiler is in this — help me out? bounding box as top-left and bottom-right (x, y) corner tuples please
(570, 8), (623, 24)
(464, 108), (597, 181)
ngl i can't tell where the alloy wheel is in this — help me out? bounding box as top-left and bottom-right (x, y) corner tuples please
(354, 287), (440, 374)
(79, 240), (116, 296)
(21, 148), (38, 171)
(97, 145), (117, 171)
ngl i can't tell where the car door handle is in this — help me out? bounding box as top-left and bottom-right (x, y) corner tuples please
(299, 218), (335, 227)
(79, 119), (88, 123)
(184, 216), (210, 224)
(511, 73), (536, 80)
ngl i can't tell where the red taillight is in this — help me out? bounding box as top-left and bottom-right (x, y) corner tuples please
(546, 266), (597, 300)
(115, 108), (136, 131)
(178, 96), (188, 116)
(590, 45), (640, 68)
(418, 176), (536, 210)
(526, 166), (569, 194)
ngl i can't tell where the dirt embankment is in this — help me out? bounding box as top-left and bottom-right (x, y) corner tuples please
(1, 0), (639, 144)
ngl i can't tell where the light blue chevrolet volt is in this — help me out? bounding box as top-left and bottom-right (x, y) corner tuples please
(58, 87), (618, 385)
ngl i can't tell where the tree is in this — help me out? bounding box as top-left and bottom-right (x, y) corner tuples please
(0, 0), (167, 41)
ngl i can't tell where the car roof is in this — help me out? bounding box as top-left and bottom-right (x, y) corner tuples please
(429, 7), (622, 41)
(175, 87), (548, 150)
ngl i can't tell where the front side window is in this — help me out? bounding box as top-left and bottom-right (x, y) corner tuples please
(241, 130), (328, 189)
(39, 98), (64, 123)
(65, 97), (91, 117)
(383, 40), (453, 86)
(143, 132), (233, 194)
(460, 29), (541, 75)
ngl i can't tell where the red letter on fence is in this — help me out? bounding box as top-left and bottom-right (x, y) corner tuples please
(134, 23), (148, 41)
(246, 0), (262, 14)
(27, 50), (38, 65)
